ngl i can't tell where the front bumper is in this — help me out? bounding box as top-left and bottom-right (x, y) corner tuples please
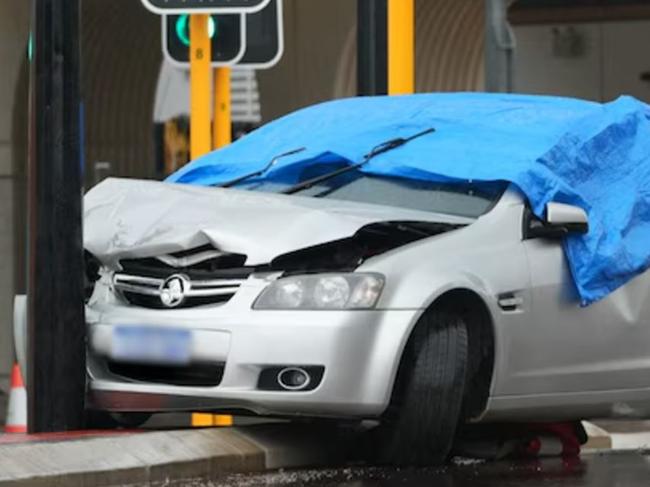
(87, 282), (419, 418)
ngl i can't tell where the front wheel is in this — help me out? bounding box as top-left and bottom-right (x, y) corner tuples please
(377, 309), (468, 466)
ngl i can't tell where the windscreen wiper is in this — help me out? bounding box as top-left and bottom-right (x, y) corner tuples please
(215, 147), (306, 188)
(281, 127), (436, 195)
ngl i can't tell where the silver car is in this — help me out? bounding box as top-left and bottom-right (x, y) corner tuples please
(46, 165), (650, 464)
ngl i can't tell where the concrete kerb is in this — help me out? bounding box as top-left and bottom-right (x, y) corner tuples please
(0, 424), (343, 487)
(2, 420), (648, 486)
(584, 420), (650, 453)
(582, 421), (613, 451)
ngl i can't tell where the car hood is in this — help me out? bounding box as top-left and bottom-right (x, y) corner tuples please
(84, 178), (473, 266)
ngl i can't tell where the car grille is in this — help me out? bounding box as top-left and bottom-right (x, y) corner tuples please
(114, 273), (248, 308)
(113, 246), (253, 309)
(108, 361), (225, 387)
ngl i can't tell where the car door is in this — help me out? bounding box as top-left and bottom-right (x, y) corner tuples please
(505, 208), (650, 398)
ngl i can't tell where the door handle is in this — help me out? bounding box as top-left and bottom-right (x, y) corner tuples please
(498, 294), (524, 311)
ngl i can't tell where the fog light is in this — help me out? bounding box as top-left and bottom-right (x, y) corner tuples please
(277, 367), (311, 391)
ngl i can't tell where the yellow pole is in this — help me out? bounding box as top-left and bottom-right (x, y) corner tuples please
(190, 14), (212, 160)
(388, 0), (415, 95)
(213, 67), (232, 149)
(189, 15), (216, 427)
(210, 66), (233, 427)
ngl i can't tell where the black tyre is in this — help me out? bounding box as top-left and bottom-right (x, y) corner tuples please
(377, 309), (468, 466)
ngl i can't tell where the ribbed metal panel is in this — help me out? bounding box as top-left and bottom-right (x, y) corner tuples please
(416, 0), (485, 92)
(333, 0), (485, 97)
(81, 0), (162, 181)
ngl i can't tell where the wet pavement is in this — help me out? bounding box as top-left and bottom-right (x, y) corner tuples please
(169, 451), (650, 487)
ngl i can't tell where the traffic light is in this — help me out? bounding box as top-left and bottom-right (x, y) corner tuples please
(163, 13), (244, 67)
(162, 0), (283, 69)
(238, 0), (283, 68)
(173, 14), (216, 47)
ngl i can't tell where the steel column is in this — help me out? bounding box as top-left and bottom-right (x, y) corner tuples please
(28, 0), (86, 432)
(485, 0), (516, 93)
(357, 0), (388, 96)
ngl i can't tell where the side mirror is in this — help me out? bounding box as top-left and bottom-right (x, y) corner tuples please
(546, 202), (589, 235)
(527, 202), (589, 239)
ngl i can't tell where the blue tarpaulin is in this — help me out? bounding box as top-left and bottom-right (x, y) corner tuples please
(168, 93), (650, 304)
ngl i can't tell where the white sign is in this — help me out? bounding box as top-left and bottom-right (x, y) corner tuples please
(141, 0), (271, 15)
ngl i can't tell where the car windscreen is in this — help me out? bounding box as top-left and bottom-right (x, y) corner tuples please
(240, 168), (506, 218)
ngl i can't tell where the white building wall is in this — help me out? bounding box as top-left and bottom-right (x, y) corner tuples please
(514, 20), (650, 103)
(602, 21), (650, 102)
(0, 3), (30, 397)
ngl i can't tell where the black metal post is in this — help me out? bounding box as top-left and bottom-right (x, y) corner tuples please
(27, 0), (86, 432)
(357, 0), (388, 96)
(485, 0), (515, 93)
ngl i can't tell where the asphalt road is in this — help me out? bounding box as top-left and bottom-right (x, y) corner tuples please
(167, 451), (650, 487)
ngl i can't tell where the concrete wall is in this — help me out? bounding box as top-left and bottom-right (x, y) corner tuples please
(514, 23), (602, 100)
(514, 20), (650, 103)
(0, 2), (30, 389)
(81, 0), (161, 182)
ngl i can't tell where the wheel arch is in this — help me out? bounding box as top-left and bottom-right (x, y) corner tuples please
(391, 287), (496, 421)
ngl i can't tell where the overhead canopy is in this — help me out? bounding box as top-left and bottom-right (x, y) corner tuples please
(168, 92), (650, 305)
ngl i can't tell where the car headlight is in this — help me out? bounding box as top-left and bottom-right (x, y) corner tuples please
(253, 273), (385, 310)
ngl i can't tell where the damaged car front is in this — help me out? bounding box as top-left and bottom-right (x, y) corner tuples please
(84, 173), (506, 424)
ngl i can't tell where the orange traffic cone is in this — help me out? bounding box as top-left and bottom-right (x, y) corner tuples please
(5, 363), (27, 433)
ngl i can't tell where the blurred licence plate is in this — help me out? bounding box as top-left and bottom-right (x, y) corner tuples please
(112, 326), (191, 365)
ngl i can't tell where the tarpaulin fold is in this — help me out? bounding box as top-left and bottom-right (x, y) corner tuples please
(168, 93), (650, 305)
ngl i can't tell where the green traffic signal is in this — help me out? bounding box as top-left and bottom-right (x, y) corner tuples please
(175, 14), (218, 47)
(28, 32), (33, 61)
